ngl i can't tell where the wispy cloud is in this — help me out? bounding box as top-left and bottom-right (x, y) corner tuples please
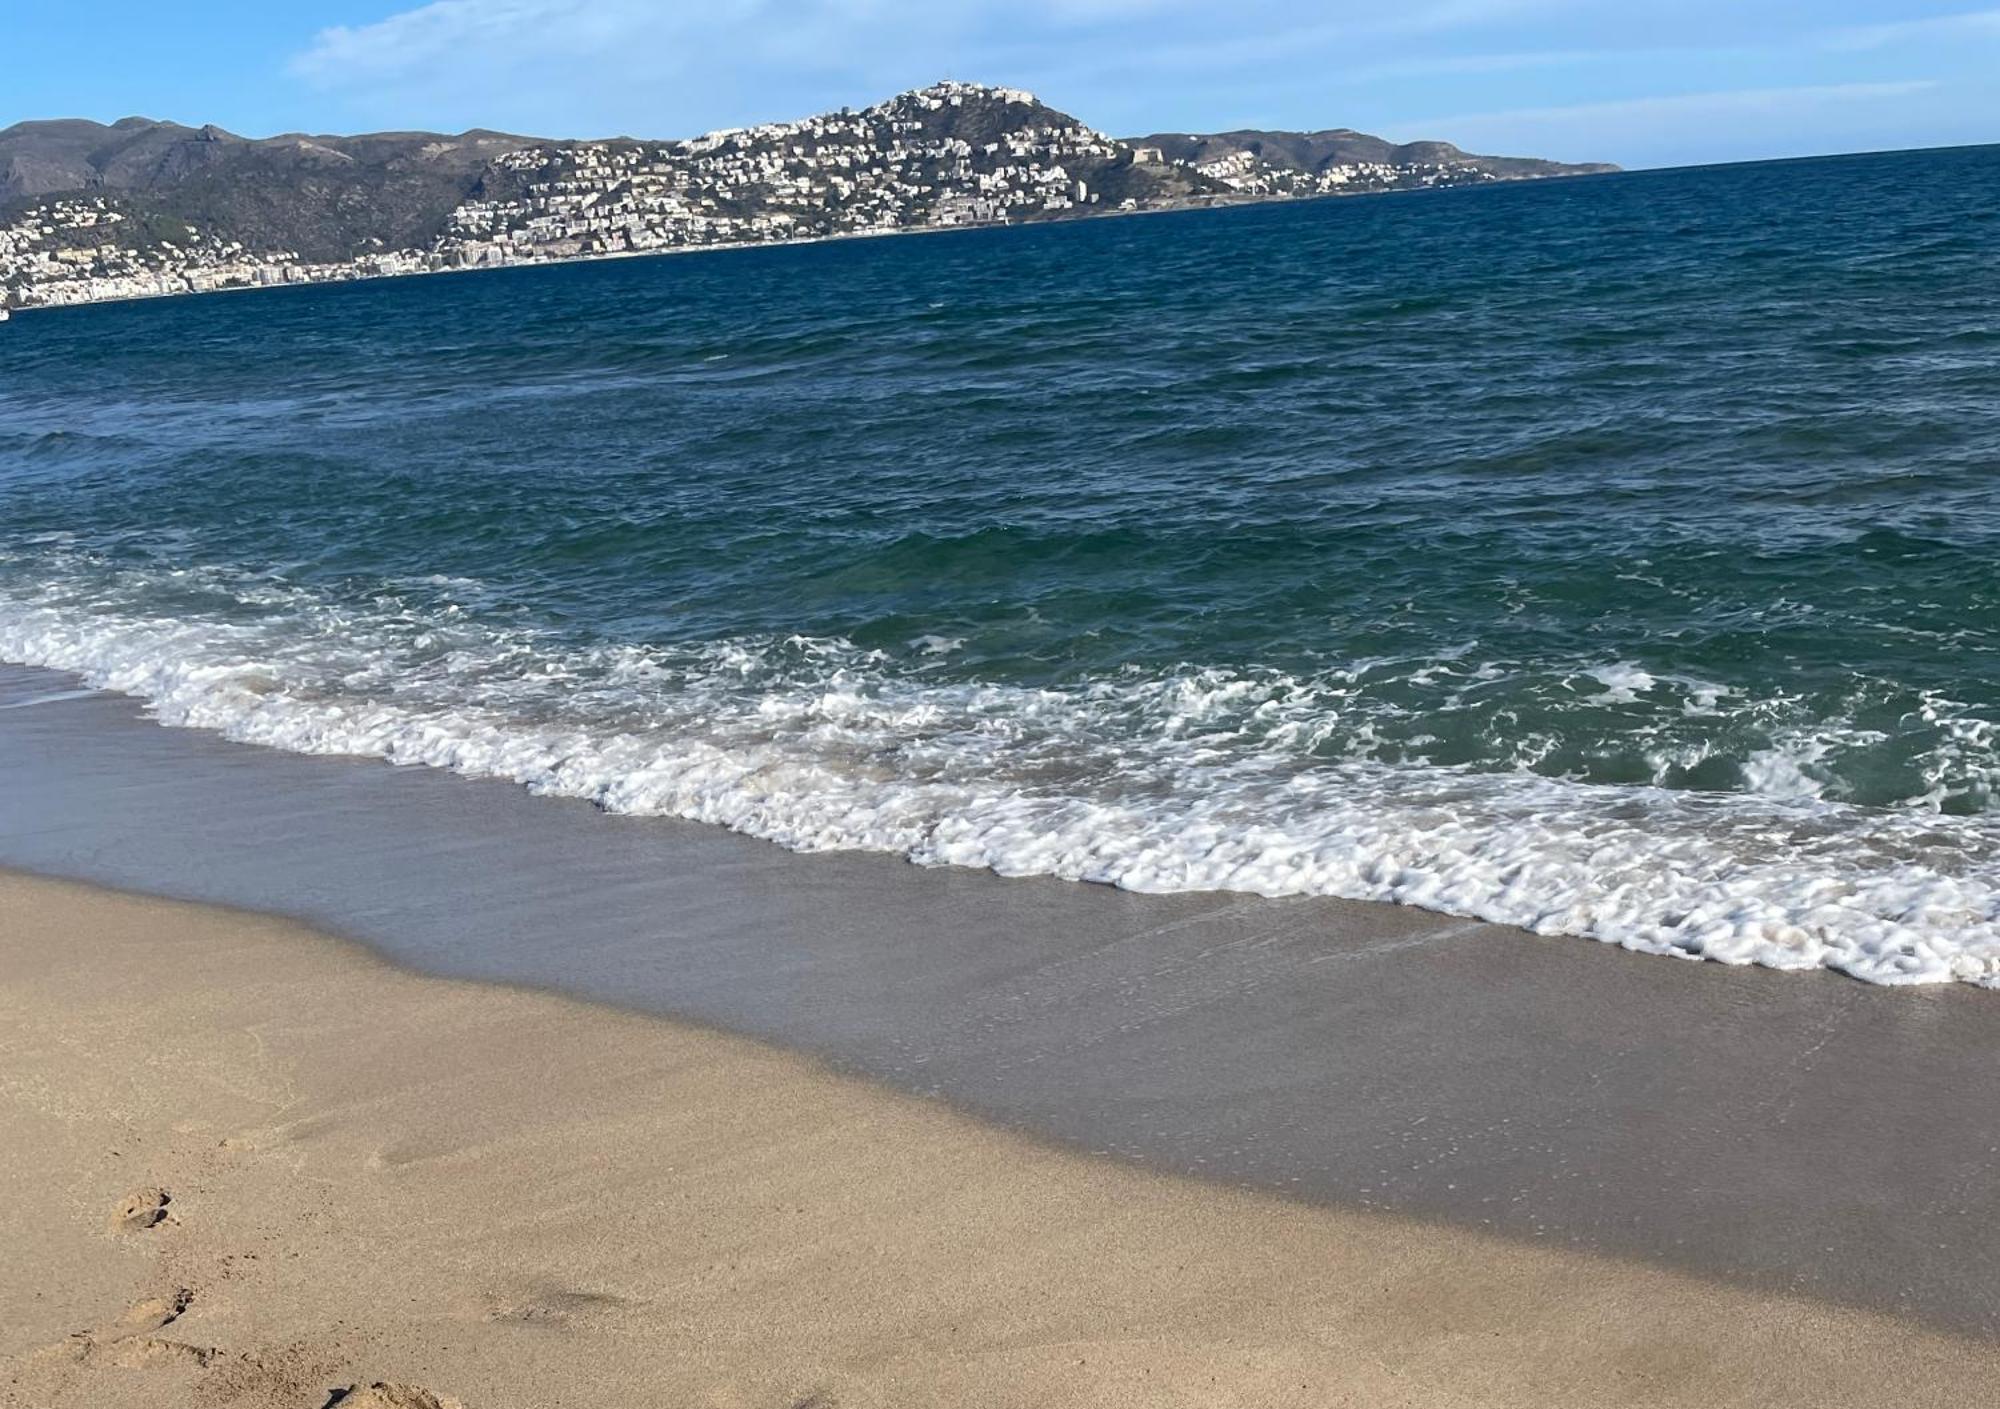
(1335, 48), (1603, 83)
(277, 0), (1991, 165)
(294, 0), (1562, 90)
(1823, 6), (2000, 51)
(294, 0), (781, 87)
(1400, 0), (1562, 33)
(291, 0), (1201, 89)
(288, 0), (1234, 135)
(1409, 79), (1942, 132)
(1394, 80), (1947, 165)
(289, 0), (977, 135)
(1016, 0), (1571, 84)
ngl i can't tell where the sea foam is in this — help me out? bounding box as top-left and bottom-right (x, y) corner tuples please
(1, 566), (1997, 991)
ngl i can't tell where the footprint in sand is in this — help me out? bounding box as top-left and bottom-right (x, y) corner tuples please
(45, 1288), (213, 1368)
(104, 1288), (193, 1338)
(98, 1334), (217, 1370)
(109, 1186), (173, 1232)
(324, 1384), (468, 1409)
(483, 1284), (629, 1328)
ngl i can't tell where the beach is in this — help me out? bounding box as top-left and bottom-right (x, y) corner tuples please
(5, 141), (2000, 1406)
(5, 658), (2000, 1350)
(6, 866), (1998, 1409)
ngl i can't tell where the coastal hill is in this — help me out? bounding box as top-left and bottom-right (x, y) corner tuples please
(0, 119), (534, 260)
(0, 82), (1614, 311)
(1134, 128), (1618, 193)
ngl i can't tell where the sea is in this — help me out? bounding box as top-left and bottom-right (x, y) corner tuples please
(2, 143), (1997, 988)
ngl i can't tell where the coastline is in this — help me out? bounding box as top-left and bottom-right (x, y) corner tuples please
(0, 174), (1597, 319)
(5, 660), (2000, 1350)
(0, 192), (1262, 318)
(7, 132), (1998, 1407)
(6, 866), (1997, 1408)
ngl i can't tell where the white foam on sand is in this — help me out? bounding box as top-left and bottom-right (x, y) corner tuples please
(2, 566), (1997, 990)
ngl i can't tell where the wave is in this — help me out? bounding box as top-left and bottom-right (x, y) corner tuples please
(0, 561), (1997, 989)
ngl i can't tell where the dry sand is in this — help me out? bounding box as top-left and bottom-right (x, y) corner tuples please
(2, 870), (1994, 1409)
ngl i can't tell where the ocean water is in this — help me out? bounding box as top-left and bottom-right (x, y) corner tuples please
(3, 144), (1998, 987)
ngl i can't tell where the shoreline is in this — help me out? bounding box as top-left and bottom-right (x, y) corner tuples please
(6, 866), (1999, 1407)
(1, 191), (1267, 317)
(0, 173), (1603, 319)
(4, 661), (2000, 1346)
(0, 602), (1984, 991)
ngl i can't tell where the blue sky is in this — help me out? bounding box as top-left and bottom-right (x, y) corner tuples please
(8, 2), (1999, 168)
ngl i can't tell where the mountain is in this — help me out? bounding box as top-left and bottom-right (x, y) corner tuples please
(0, 83), (1615, 312)
(1131, 129), (1618, 193)
(0, 119), (531, 259)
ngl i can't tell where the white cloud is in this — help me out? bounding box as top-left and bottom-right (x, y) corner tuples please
(290, 0), (1199, 88)
(293, 0), (756, 86)
(1396, 80), (1946, 164)
(1397, 0), (1562, 34)
(292, 0), (1551, 90)
(1411, 79), (1941, 129)
(284, 0), (1588, 137)
(1022, 0), (1570, 82)
(289, 0), (976, 135)
(1824, 6), (2000, 51)
(1335, 48), (1603, 83)
(279, 0), (1984, 163)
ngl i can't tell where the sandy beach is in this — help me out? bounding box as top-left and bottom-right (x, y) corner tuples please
(6, 661), (2000, 1348)
(5, 78), (1999, 1409)
(4, 868), (1998, 1408)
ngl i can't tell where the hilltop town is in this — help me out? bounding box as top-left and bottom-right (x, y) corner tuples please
(0, 82), (1613, 312)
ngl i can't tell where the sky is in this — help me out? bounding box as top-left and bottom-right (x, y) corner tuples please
(7, 1), (1999, 169)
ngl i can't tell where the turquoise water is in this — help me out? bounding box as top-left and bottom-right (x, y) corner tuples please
(3, 145), (1999, 984)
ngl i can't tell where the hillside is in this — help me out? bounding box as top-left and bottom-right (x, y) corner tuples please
(1132, 128), (1617, 194)
(0, 84), (1615, 311)
(0, 120), (530, 259)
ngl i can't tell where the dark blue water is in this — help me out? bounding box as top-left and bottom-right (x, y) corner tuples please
(3, 145), (1999, 985)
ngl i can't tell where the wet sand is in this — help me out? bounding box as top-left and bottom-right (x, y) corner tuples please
(1, 661), (1999, 1357)
(6, 868), (1999, 1408)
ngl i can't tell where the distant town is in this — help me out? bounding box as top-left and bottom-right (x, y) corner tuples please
(0, 82), (1614, 312)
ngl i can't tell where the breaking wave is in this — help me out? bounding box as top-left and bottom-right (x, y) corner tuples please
(2, 560), (1996, 989)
